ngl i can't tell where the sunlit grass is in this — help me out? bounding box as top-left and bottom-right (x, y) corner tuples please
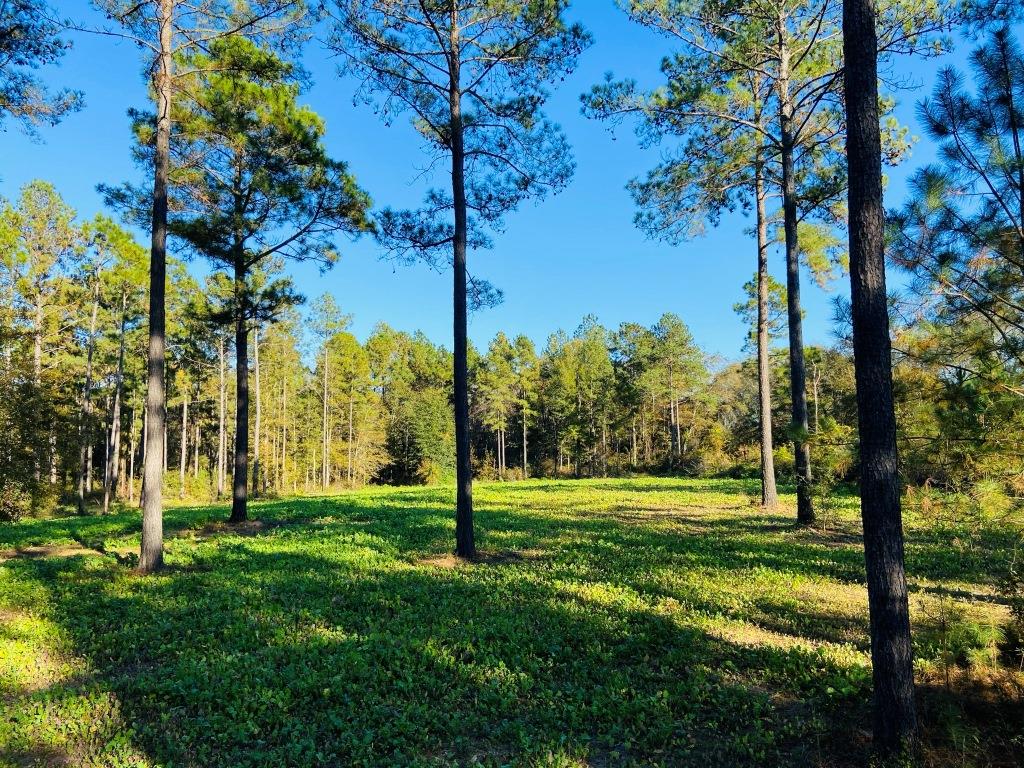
(1, 478), (1020, 766)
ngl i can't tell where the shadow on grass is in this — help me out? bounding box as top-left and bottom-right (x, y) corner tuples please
(3, 543), (867, 768)
(3, 481), (1021, 766)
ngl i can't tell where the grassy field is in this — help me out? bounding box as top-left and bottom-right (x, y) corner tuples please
(1, 478), (1021, 767)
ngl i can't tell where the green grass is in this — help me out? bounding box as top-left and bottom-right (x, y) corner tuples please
(1, 478), (1021, 767)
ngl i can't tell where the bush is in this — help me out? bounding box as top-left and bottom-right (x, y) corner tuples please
(0, 481), (30, 523)
(999, 552), (1024, 668)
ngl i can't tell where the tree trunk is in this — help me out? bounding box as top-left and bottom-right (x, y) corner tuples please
(218, 335), (226, 498)
(523, 402), (528, 478)
(282, 377), (288, 490)
(252, 324), (261, 497)
(450, 15), (475, 559)
(230, 260), (249, 524)
(129, 399), (137, 504)
(347, 395), (354, 487)
(77, 282), (100, 513)
(139, 0), (172, 573)
(103, 294), (128, 513)
(322, 347), (329, 491)
(193, 420), (199, 478)
(178, 387), (188, 499)
(843, 0), (918, 755)
(755, 159), (780, 509)
(777, 38), (815, 525)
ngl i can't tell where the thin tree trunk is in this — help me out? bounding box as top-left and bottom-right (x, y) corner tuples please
(450, 12), (474, 558)
(178, 387), (188, 499)
(252, 324), (261, 497)
(755, 158), (780, 509)
(283, 377), (288, 491)
(218, 335), (226, 498)
(77, 282), (100, 513)
(193, 420), (199, 478)
(230, 259), (249, 524)
(103, 293), (128, 513)
(322, 348), (329, 491)
(139, 0), (172, 573)
(129, 398), (137, 504)
(347, 395), (353, 487)
(523, 402), (528, 478)
(843, 0), (917, 754)
(778, 32), (815, 525)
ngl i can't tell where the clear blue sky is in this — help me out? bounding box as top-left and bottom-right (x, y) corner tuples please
(2, 1), (970, 360)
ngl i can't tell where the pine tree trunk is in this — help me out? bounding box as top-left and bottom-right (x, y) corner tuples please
(103, 294), (128, 513)
(347, 396), (354, 487)
(755, 159), (780, 509)
(129, 399), (137, 504)
(77, 283), (100, 514)
(322, 348), (329, 491)
(141, 5), (172, 569)
(843, 0), (917, 754)
(218, 335), (226, 498)
(230, 260), (249, 524)
(778, 36), (815, 525)
(178, 388), (188, 499)
(252, 325), (261, 497)
(282, 377), (288, 491)
(523, 403), (528, 478)
(193, 421), (199, 478)
(450, 15), (475, 559)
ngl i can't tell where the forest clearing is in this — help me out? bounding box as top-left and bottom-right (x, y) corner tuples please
(1, 479), (1021, 767)
(4, 0), (1024, 763)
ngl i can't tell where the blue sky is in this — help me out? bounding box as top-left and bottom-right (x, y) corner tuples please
(2, 1), (971, 360)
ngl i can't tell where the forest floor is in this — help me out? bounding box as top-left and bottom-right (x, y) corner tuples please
(1, 478), (1022, 767)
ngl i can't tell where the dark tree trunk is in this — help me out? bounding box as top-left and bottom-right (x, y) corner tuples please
(755, 160), (780, 509)
(843, 0), (918, 756)
(230, 259), (249, 524)
(779, 86), (815, 525)
(140, 0), (173, 574)
(217, 335), (226, 498)
(450, 16), (475, 559)
(252, 325), (261, 497)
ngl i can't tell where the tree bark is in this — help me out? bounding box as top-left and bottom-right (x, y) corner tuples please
(522, 402), (528, 478)
(103, 292), (128, 513)
(217, 334), (226, 498)
(230, 259), (249, 524)
(347, 395), (354, 487)
(139, 0), (173, 574)
(777, 34), (815, 525)
(77, 281), (100, 513)
(129, 399), (137, 504)
(449, 11), (475, 559)
(755, 159), (780, 509)
(843, 0), (918, 755)
(322, 347), (329, 491)
(252, 324), (261, 496)
(178, 386), (188, 499)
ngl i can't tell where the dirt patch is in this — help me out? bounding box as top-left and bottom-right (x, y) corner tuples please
(416, 548), (546, 569)
(173, 520), (273, 541)
(0, 544), (101, 563)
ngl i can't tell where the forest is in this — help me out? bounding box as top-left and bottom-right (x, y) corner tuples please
(2, 0), (1024, 766)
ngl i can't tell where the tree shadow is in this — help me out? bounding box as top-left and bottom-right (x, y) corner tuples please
(4, 541), (871, 767)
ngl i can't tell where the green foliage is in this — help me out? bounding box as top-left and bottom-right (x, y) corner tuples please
(1, 478), (1019, 766)
(0, 0), (82, 135)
